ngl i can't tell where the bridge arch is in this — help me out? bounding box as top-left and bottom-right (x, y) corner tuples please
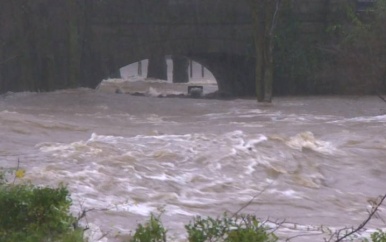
(1, 0), (359, 96)
(93, 36), (256, 97)
(118, 57), (217, 84)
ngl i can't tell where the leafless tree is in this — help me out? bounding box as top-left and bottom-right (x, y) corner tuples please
(249, 0), (282, 102)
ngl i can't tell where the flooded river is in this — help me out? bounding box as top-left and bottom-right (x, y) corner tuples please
(1, 78), (386, 241)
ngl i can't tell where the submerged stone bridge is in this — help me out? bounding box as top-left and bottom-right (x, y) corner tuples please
(0, 0), (345, 96)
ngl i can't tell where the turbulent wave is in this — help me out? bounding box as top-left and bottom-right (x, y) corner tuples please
(1, 90), (386, 241)
(97, 77), (218, 98)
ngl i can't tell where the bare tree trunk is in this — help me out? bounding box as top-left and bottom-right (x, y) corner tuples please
(263, 0), (280, 102)
(68, 0), (81, 88)
(250, 0), (281, 103)
(250, 0), (264, 102)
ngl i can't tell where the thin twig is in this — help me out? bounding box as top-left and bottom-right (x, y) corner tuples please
(286, 232), (325, 242)
(12, 158), (20, 184)
(270, 218), (286, 234)
(75, 201), (109, 231)
(376, 92), (386, 104)
(231, 181), (273, 217)
(269, 0), (282, 37)
(331, 194), (386, 242)
(75, 202), (111, 240)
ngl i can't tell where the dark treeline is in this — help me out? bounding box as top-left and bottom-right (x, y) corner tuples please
(0, 0), (103, 93)
(0, 0), (385, 96)
(272, 0), (386, 96)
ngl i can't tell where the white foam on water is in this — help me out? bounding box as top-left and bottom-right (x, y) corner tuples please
(88, 133), (125, 144)
(235, 134), (268, 150)
(285, 131), (337, 154)
(0, 110), (19, 115)
(146, 86), (162, 97)
(268, 188), (304, 199)
(4, 89), (386, 242)
(118, 203), (156, 216)
(104, 77), (146, 83)
(24, 128), (366, 241)
(37, 141), (103, 158)
(97, 77), (217, 97)
(163, 205), (197, 216)
(84, 223), (109, 242)
(330, 114), (386, 124)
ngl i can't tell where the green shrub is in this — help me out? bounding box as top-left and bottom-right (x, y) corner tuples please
(185, 214), (277, 242)
(0, 179), (84, 242)
(130, 213), (167, 242)
(363, 229), (386, 242)
(185, 215), (231, 242)
(0, 167), (14, 185)
(226, 215), (278, 242)
(0, 171), (5, 185)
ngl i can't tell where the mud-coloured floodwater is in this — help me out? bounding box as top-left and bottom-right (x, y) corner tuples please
(1, 81), (386, 241)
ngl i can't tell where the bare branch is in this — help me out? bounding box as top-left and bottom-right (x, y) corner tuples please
(329, 194), (386, 242)
(285, 232), (324, 242)
(376, 92), (386, 104)
(12, 158), (20, 184)
(269, 218), (286, 234)
(269, 0), (282, 37)
(231, 181), (273, 217)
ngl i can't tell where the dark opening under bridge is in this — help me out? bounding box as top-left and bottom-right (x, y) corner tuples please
(0, 0), (353, 96)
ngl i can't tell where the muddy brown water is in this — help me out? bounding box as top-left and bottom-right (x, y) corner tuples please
(1, 82), (386, 241)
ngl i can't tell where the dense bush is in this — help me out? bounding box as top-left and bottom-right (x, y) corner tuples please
(130, 213), (278, 242)
(365, 230), (386, 242)
(185, 214), (278, 242)
(327, 0), (386, 94)
(0, 168), (85, 242)
(1, 166), (386, 242)
(130, 214), (167, 242)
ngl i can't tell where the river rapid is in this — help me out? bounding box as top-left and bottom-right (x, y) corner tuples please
(1, 79), (386, 241)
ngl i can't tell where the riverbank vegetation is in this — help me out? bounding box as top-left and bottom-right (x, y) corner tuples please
(1, 163), (386, 242)
(250, 0), (386, 101)
(0, 164), (84, 242)
(328, 0), (386, 94)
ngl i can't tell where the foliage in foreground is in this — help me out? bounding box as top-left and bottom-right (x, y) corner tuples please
(364, 230), (386, 242)
(129, 213), (386, 242)
(0, 168), (85, 242)
(131, 213), (167, 242)
(185, 214), (278, 242)
(130, 213), (277, 242)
